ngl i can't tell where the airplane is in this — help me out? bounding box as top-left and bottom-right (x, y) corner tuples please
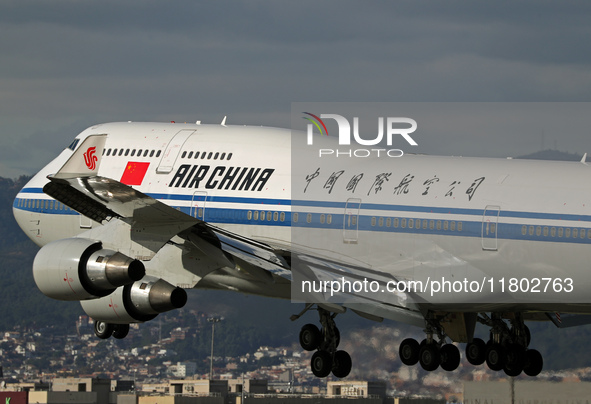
(12, 120), (591, 379)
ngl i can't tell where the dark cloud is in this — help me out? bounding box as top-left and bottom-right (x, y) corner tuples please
(1, 1), (591, 176)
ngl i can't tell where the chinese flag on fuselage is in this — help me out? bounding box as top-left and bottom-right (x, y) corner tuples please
(120, 162), (150, 186)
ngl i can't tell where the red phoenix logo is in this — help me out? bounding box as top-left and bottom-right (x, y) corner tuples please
(83, 146), (98, 170)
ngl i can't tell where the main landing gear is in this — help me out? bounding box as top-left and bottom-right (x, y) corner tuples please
(398, 317), (461, 372)
(296, 307), (352, 378)
(464, 313), (543, 377)
(398, 312), (543, 376)
(94, 321), (130, 340)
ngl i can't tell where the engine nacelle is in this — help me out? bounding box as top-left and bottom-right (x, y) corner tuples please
(80, 277), (188, 323)
(33, 238), (145, 301)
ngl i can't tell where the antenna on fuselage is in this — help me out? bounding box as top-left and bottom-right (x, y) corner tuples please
(581, 153), (588, 164)
(221, 116), (227, 126)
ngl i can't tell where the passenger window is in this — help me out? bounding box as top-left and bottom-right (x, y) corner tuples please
(522, 225), (527, 236)
(443, 221), (448, 231)
(436, 220), (441, 230)
(125, 149), (130, 156)
(558, 228), (563, 238)
(280, 212), (285, 222)
(327, 214), (332, 224)
(214, 152), (219, 160)
(208, 152), (213, 159)
(188, 152), (193, 159)
(581, 229), (586, 239)
(543, 227), (549, 237)
(253, 211), (259, 220)
(457, 222), (462, 231)
(227, 153), (233, 160)
(371, 217), (376, 227)
(529, 226), (534, 236)
(450, 221), (456, 231)
(156, 150), (161, 157)
(220, 153), (226, 160)
(247, 211), (252, 220)
(573, 228), (578, 238)
(293, 212), (298, 223)
(273, 212), (278, 221)
(386, 218), (391, 227)
(321, 214), (326, 224)
(267, 212), (272, 221)
(565, 228), (571, 238)
(194, 152), (200, 159)
(306, 213), (312, 223)
(430, 220), (434, 230)
(118, 149), (124, 156)
(182, 152), (187, 158)
(378, 217), (384, 227)
(408, 219), (414, 229)
(131, 149), (136, 156)
(551, 227), (556, 237)
(150, 150), (155, 157)
(393, 218), (399, 228)
(401, 218), (407, 228)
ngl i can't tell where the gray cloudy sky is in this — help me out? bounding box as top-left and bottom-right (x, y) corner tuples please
(2, 1), (591, 177)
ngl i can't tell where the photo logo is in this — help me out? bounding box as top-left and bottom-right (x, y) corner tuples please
(304, 113), (418, 158)
(83, 146), (98, 170)
(305, 113), (418, 146)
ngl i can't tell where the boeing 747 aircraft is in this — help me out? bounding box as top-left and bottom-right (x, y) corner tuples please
(12, 121), (591, 378)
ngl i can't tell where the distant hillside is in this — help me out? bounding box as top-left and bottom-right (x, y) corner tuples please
(516, 149), (583, 161)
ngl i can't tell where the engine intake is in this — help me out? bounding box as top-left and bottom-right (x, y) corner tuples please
(33, 238), (145, 301)
(80, 277), (187, 323)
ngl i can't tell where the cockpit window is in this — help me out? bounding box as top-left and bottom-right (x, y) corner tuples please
(67, 139), (80, 151)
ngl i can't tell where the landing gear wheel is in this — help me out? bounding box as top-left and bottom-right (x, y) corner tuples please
(419, 344), (440, 371)
(440, 344), (461, 371)
(112, 324), (130, 340)
(504, 343), (525, 376)
(332, 350), (352, 378)
(311, 350), (333, 378)
(300, 324), (321, 351)
(399, 338), (420, 366)
(466, 338), (486, 366)
(524, 349), (543, 377)
(486, 343), (507, 371)
(94, 321), (114, 340)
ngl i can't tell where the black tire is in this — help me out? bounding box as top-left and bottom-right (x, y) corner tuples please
(300, 324), (321, 351)
(311, 350), (332, 377)
(332, 350), (352, 378)
(94, 321), (114, 340)
(419, 344), (440, 371)
(486, 343), (506, 371)
(112, 324), (130, 340)
(440, 344), (461, 372)
(399, 338), (420, 366)
(504, 343), (525, 376)
(524, 349), (543, 377)
(466, 338), (486, 366)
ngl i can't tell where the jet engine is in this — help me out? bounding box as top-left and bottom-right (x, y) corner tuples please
(32, 238), (145, 301)
(80, 276), (187, 323)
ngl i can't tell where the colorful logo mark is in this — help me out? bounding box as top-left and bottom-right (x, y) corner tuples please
(83, 146), (98, 170)
(303, 112), (329, 136)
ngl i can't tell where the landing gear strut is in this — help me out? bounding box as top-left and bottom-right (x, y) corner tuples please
(296, 306), (352, 378)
